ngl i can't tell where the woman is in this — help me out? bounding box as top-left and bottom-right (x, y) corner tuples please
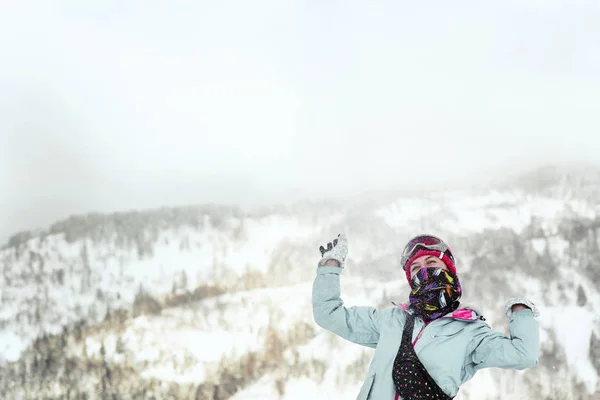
(312, 233), (540, 400)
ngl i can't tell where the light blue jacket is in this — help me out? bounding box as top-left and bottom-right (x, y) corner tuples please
(312, 266), (540, 399)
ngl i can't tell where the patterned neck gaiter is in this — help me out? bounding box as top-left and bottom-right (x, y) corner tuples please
(408, 267), (462, 322)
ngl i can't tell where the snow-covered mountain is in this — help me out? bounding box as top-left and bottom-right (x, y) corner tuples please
(1, 165), (600, 399)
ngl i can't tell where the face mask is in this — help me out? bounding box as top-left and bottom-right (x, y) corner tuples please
(408, 267), (462, 322)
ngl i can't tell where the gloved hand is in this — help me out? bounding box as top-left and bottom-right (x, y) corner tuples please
(318, 233), (348, 268)
(504, 297), (540, 318)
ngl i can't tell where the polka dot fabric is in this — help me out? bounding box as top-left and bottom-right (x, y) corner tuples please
(392, 313), (454, 399)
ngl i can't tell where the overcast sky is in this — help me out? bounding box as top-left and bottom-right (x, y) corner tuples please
(1, 0), (599, 243)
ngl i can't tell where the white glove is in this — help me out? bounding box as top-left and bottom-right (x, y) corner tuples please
(318, 234), (348, 268)
(505, 297), (540, 318)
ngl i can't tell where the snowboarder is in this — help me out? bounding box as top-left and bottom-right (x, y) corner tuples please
(312, 233), (539, 399)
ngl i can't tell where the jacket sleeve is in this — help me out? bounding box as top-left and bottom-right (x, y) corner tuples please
(467, 308), (540, 371)
(312, 266), (389, 348)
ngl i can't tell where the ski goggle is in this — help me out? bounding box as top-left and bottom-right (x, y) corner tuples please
(400, 234), (454, 269)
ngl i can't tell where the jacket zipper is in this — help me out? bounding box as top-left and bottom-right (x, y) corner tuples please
(413, 319), (433, 346)
(413, 325), (425, 346)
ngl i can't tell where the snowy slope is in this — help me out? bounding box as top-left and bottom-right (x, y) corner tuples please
(1, 166), (600, 399)
(0, 210), (323, 364)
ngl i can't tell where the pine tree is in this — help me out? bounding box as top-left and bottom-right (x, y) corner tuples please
(115, 336), (125, 354)
(80, 242), (92, 293)
(180, 270), (188, 292)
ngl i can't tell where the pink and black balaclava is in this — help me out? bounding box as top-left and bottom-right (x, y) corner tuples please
(401, 234), (462, 321)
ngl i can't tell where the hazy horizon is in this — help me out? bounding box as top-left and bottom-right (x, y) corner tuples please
(2, 0), (600, 244)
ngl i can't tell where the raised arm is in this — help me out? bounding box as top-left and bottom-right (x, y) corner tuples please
(311, 234), (393, 348)
(312, 262), (387, 348)
(467, 298), (540, 371)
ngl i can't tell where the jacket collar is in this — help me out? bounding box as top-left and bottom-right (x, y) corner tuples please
(391, 301), (485, 321)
